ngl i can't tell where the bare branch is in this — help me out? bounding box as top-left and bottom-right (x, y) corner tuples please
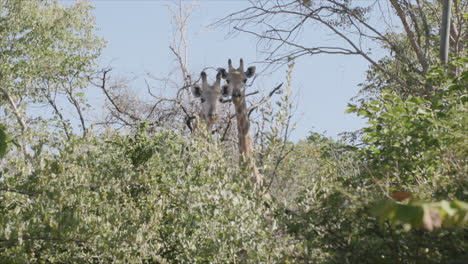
(248, 83), (283, 117)
(215, 0), (429, 93)
(222, 90), (260, 104)
(169, 46), (192, 89)
(44, 90), (71, 140)
(64, 82), (87, 137)
(90, 69), (144, 126)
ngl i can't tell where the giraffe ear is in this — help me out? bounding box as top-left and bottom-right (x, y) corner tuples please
(191, 85), (202, 98)
(217, 68), (227, 79)
(245, 66), (256, 78)
(221, 84), (231, 97)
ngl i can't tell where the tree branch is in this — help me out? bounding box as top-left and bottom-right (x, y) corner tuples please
(0, 187), (37, 196)
(390, 0), (428, 73)
(43, 82), (71, 140)
(248, 83), (283, 117)
(63, 81), (87, 137)
(0, 86), (27, 131)
(90, 69), (143, 125)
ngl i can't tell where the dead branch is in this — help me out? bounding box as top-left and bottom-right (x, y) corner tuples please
(214, 0), (450, 94)
(248, 83), (283, 117)
(62, 81), (87, 136)
(90, 69), (144, 126)
(222, 90), (260, 104)
(43, 82), (71, 140)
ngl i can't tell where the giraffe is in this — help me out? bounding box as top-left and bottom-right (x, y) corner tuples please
(191, 70), (228, 131)
(219, 59), (262, 186)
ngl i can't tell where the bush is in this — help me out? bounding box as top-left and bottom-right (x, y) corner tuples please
(0, 129), (291, 263)
(269, 61), (468, 263)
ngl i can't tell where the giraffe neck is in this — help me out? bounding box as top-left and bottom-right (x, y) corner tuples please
(233, 96), (262, 186)
(233, 96), (253, 157)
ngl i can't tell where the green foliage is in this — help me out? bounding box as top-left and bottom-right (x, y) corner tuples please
(0, 124), (9, 158)
(0, 0), (104, 98)
(258, 60), (296, 201)
(1, 0), (466, 262)
(358, 1), (465, 99)
(293, 60), (468, 262)
(0, 0), (101, 89)
(372, 199), (468, 232)
(0, 0), (104, 137)
(271, 131), (467, 263)
(264, 59), (468, 263)
(0, 130), (291, 263)
(0, 124), (18, 159)
(348, 61), (467, 198)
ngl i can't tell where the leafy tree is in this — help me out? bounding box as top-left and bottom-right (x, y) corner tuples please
(358, 0), (467, 99)
(1, 0), (466, 263)
(0, 129), (292, 263)
(266, 58), (468, 263)
(349, 58), (467, 199)
(0, 0), (104, 137)
(218, 0), (467, 96)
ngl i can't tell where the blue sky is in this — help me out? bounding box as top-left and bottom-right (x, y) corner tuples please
(90, 0), (376, 140)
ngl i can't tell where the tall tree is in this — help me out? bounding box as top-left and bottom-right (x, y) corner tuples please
(217, 0), (467, 97)
(0, 0), (104, 140)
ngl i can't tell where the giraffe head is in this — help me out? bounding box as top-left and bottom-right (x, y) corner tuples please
(191, 70), (228, 125)
(218, 58), (256, 98)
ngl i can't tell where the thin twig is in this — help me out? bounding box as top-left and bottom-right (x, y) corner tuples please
(248, 83), (283, 117)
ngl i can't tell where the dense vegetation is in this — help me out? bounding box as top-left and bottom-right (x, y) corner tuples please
(1, 0), (466, 263)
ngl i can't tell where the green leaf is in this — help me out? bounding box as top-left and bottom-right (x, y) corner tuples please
(0, 124), (10, 158)
(345, 104), (357, 113)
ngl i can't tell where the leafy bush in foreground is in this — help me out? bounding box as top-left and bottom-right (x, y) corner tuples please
(269, 61), (467, 263)
(0, 129), (291, 263)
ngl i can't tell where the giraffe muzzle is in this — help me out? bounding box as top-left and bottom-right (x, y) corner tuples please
(232, 91), (242, 98)
(208, 113), (218, 121)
